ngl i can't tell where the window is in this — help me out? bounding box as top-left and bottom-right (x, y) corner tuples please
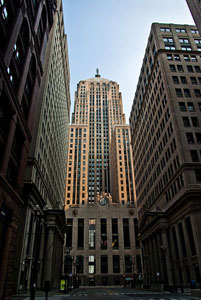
(186, 133), (194, 144)
(163, 37), (174, 43)
(195, 66), (201, 73)
(180, 76), (187, 84)
(160, 28), (171, 32)
(89, 219), (96, 249)
(177, 65), (184, 72)
(191, 117), (199, 127)
(195, 170), (201, 183)
(187, 66), (194, 72)
(182, 117), (190, 127)
(184, 89), (191, 97)
(100, 219), (107, 250)
(176, 88), (183, 97)
(123, 219), (130, 249)
(191, 77), (197, 85)
(170, 65), (176, 72)
(191, 29), (199, 34)
(174, 54), (180, 61)
(101, 255), (108, 273)
(88, 255), (95, 274)
(181, 46), (192, 51)
(179, 38), (189, 44)
(66, 219), (73, 248)
(167, 54), (173, 60)
(184, 55), (190, 62)
(172, 76), (179, 84)
(77, 219), (84, 249)
(176, 28), (186, 33)
(194, 89), (201, 97)
(198, 103), (201, 111)
(191, 55), (197, 62)
(125, 255), (132, 273)
(187, 102), (195, 112)
(112, 219), (119, 249)
(194, 39), (201, 45)
(190, 150), (199, 162)
(195, 133), (201, 143)
(76, 256), (84, 274)
(179, 102), (186, 111)
(113, 255), (120, 273)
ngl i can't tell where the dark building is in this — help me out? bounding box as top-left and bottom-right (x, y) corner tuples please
(186, 0), (201, 36)
(129, 23), (201, 288)
(0, 1), (56, 299)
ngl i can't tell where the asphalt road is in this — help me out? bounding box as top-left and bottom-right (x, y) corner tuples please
(13, 288), (195, 300)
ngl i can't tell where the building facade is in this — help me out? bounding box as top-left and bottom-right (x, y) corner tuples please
(186, 0), (201, 36)
(12, 0), (71, 294)
(129, 23), (201, 287)
(0, 0), (56, 299)
(65, 72), (141, 287)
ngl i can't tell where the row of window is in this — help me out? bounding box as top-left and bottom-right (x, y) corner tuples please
(160, 27), (199, 34)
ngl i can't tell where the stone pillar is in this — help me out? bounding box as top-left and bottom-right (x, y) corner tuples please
(161, 230), (173, 285)
(148, 237), (155, 283)
(152, 234), (160, 283)
(43, 226), (55, 284)
(156, 231), (165, 283)
(175, 224), (184, 283)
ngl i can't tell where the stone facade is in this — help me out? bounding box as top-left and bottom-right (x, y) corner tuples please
(12, 0), (70, 294)
(129, 23), (201, 287)
(65, 73), (141, 287)
(0, 1), (56, 299)
(186, 0), (201, 36)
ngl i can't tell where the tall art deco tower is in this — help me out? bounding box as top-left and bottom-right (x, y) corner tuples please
(65, 70), (141, 286)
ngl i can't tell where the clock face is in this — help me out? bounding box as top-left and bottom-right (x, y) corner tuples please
(99, 197), (108, 206)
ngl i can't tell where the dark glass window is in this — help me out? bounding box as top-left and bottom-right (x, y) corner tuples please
(123, 219), (130, 249)
(125, 255), (132, 273)
(186, 133), (194, 144)
(66, 219), (73, 248)
(76, 255), (84, 274)
(195, 133), (201, 143)
(101, 255), (108, 273)
(113, 255), (120, 273)
(195, 169), (201, 182)
(134, 218), (140, 248)
(190, 150), (199, 162)
(77, 219), (84, 249)
(182, 117), (190, 127)
(179, 102), (186, 111)
(101, 219), (107, 250)
(112, 219), (119, 249)
(191, 117), (199, 127)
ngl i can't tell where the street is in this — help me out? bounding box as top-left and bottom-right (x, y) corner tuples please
(13, 287), (197, 300)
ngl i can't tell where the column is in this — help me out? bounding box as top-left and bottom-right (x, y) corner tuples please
(156, 231), (165, 283)
(161, 230), (173, 285)
(43, 226), (55, 283)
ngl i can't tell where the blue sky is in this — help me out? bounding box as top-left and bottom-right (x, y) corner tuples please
(62, 0), (194, 123)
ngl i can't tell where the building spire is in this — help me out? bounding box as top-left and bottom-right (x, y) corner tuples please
(95, 68), (100, 77)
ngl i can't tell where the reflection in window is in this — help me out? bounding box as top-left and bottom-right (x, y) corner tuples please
(88, 255), (95, 274)
(89, 219), (95, 249)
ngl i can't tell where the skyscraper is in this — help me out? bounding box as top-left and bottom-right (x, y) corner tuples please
(186, 0), (201, 35)
(65, 71), (140, 287)
(0, 1), (56, 298)
(12, 0), (71, 294)
(129, 23), (201, 287)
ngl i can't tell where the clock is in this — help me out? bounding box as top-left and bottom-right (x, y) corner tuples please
(99, 197), (108, 206)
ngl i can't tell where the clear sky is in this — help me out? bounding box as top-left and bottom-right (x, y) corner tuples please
(62, 0), (194, 123)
